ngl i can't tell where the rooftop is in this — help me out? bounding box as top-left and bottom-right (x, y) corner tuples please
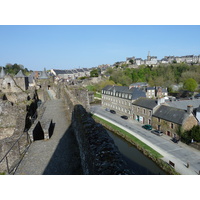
(132, 97), (158, 110)
(153, 105), (189, 125)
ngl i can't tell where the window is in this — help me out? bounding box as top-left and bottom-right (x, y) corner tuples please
(171, 123), (174, 129)
(149, 111), (152, 116)
(158, 118), (161, 122)
(7, 83), (11, 89)
(143, 109), (146, 114)
(137, 107), (139, 112)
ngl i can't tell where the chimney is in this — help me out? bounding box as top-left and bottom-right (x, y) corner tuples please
(187, 105), (193, 114)
(157, 97), (165, 105)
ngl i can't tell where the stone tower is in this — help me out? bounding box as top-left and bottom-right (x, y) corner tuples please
(147, 51), (151, 61)
(14, 70), (29, 91)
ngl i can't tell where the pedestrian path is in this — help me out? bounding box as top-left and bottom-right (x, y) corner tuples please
(93, 113), (199, 175)
(15, 99), (82, 175)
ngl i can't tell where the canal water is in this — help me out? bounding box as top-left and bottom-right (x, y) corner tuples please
(107, 130), (167, 175)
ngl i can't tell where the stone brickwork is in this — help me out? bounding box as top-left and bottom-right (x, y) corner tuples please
(182, 115), (198, 131)
(54, 84), (134, 174)
(72, 104), (134, 175)
(0, 90), (39, 173)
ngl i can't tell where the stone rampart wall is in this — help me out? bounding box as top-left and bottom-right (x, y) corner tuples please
(72, 104), (134, 175)
(56, 84), (134, 174)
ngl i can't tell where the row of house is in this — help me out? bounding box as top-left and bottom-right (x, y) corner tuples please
(51, 68), (91, 81)
(113, 52), (200, 68)
(101, 84), (200, 138)
(129, 82), (168, 99)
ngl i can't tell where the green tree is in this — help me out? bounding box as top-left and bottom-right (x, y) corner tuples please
(90, 69), (98, 77)
(183, 78), (198, 92)
(129, 59), (134, 64)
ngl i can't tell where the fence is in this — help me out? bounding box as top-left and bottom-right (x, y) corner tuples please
(0, 131), (32, 174)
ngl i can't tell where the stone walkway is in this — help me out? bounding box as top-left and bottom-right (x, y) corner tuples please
(15, 99), (82, 175)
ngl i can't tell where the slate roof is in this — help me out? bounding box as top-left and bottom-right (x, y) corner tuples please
(28, 73), (34, 83)
(65, 70), (73, 74)
(166, 99), (200, 110)
(153, 105), (189, 125)
(14, 70), (26, 77)
(53, 70), (67, 75)
(147, 87), (155, 90)
(132, 97), (158, 109)
(102, 85), (146, 100)
(76, 69), (84, 72)
(72, 69), (78, 73)
(39, 69), (48, 79)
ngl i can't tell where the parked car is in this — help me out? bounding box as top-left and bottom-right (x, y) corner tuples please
(171, 137), (179, 143)
(105, 108), (110, 112)
(121, 115), (128, 120)
(110, 110), (116, 114)
(142, 124), (152, 130)
(151, 130), (163, 136)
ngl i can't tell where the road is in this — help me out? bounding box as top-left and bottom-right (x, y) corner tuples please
(90, 105), (200, 175)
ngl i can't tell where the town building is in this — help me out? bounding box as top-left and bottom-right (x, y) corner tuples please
(129, 82), (148, 89)
(51, 68), (91, 81)
(146, 87), (156, 98)
(101, 85), (146, 118)
(152, 105), (198, 138)
(132, 97), (161, 124)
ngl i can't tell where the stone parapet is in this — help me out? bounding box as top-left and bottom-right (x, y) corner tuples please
(72, 104), (134, 175)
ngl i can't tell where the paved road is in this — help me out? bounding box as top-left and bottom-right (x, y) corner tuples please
(91, 105), (200, 175)
(15, 99), (82, 175)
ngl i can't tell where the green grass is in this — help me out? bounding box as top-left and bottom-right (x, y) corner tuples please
(94, 93), (102, 98)
(86, 85), (95, 91)
(93, 115), (162, 158)
(92, 114), (180, 175)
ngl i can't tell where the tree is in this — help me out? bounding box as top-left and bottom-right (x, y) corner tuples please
(183, 78), (198, 92)
(90, 69), (98, 77)
(129, 59), (134, 64)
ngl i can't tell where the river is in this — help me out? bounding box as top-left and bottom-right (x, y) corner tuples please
(107, 130), (167, 175)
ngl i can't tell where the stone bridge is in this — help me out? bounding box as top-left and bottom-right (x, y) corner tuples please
(14, 85), (134, 175)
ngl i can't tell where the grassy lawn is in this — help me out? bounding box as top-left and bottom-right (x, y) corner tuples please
(93, 115), (162, 158)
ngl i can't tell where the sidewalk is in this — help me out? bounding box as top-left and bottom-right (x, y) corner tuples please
(15, 99), (82, 175)
(93, 113), (198, 175)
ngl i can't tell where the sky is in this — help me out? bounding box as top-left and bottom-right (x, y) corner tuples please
(1, 1), (199, 197)
(0, 25), (200, 71)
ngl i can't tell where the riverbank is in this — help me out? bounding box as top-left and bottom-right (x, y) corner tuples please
(93, 114), (180, 175)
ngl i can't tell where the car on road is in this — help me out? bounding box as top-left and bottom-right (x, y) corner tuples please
(105, 108), (110, 112)
(142, 124), (152, 130)
(110, 110), (116, 114)
(171, 137), (179, 143)
(151, 130), (163, 136)
(121, 115), (128, 120)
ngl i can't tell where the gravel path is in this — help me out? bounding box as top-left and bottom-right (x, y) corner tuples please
(15, 99), (82, 175)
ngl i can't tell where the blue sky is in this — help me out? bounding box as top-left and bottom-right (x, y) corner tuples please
(0, 25), (200, 71)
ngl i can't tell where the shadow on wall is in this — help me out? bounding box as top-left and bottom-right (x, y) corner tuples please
(43, 124), (83, 175)
(33, 122), (44, 141)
